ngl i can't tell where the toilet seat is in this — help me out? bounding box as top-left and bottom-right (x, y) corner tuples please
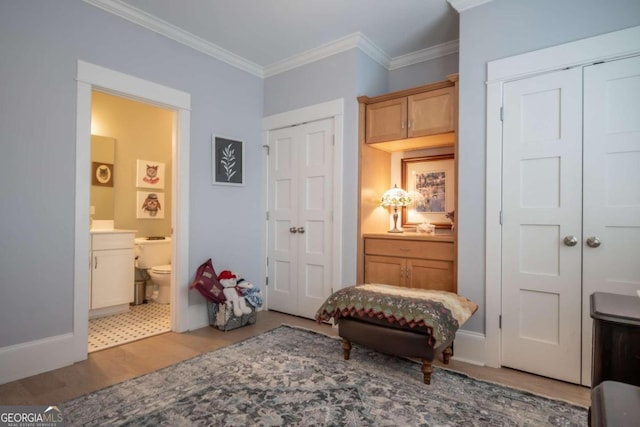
(151, 264), (172, 274)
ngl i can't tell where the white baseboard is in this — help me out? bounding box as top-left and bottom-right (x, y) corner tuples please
(0, 333), (77, 385)
(188, 303), (209, 331)
(452, 329), (486, 366)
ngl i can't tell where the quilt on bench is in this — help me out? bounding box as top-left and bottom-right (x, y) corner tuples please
(315, 284), (478, 348)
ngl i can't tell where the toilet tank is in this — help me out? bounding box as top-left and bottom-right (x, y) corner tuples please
(134, 237), (172, 268)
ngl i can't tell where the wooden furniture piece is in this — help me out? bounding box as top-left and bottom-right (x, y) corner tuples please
(363, 233), (455, 292)
(590, 381), (640, 427)
(361, 82), (456, 151)
(316, 283), (477, 385)
(345, 76), (463, 384)
(339, 316), (453, 384)
(357, 75), (459, 287)
(590, 292), (640, 388)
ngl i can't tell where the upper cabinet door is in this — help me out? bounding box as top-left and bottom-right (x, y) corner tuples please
(365, 97), (407, 143)
(408, 87), (454, 138)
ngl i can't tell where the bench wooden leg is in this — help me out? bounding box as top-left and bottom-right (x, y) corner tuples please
(421, 359), (433, 384)
(342, 338), (352, 360)
(442, 345), (453, 364)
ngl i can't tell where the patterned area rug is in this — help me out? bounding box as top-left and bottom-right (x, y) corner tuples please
(63, 325), (587, 426)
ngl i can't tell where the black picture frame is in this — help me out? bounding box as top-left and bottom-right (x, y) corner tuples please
(212, 135), (244, 186)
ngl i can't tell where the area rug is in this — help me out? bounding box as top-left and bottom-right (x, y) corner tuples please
(62, 325), (587, 426)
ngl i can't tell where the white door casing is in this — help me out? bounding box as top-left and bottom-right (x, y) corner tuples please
(501, 68), (583, 383)
(581, 56), (640, 384)
(485, 25), (640, 373)
(267, 118), (335, 319)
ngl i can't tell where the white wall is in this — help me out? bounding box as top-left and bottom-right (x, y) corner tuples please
(0, 0), (263, 349)
(457, 0), (640, 333)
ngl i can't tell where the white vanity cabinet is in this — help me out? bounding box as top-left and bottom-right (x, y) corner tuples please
(90, 231), (135, 314)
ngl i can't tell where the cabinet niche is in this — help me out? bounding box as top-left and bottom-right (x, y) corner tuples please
(357, 75), (459, 291)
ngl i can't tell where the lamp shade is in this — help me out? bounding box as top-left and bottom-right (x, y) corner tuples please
(380, 185), (412, 207)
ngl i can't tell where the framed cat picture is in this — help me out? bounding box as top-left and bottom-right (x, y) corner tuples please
(92, 162), (113, 187)
(136, 159), (165, 189)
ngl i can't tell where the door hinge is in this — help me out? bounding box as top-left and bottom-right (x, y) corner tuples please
(266, 256), (269, 267)
(266, 211), (269, 220)
(265, 277), (269, 286)
(499, 315), (502, 329)
(500, 106), (504, 122)
(262, 144), (270, 155)
(332, 135), (335, 146)
(499, 210), (503, 225)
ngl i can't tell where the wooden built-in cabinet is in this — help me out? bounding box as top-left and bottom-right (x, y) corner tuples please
(364, 235), (455, 293)
(357, 75), (459, 291)
(361, 80), (456, 152)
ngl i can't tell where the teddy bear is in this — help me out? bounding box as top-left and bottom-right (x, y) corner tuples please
(217, 270), (253, 317)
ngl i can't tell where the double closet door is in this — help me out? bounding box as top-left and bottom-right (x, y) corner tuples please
(501, 56), (640, 385)
(266, 118), (334, 319)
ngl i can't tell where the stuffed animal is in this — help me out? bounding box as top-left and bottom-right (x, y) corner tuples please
(217, 270), (253, 317)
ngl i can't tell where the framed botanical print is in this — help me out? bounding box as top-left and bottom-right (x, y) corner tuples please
(212, 135), (244, 186)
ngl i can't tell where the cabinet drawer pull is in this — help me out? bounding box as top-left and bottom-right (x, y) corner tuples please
(94, 256), (98, 269)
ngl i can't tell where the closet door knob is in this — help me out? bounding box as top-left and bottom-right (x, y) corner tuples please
(563, 235), (578, 247)
(586, 236), (601, 248)
(297, 227), (305, 234)
(289, 227), (298, 234)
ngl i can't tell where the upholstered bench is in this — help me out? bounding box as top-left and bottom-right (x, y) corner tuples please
(316, 284), (477, 384)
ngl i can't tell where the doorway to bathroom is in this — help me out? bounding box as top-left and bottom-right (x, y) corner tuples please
(88, 91), (174, 352)
(74, 61), (191, 363)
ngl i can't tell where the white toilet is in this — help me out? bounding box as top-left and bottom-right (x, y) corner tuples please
(134, 237), (172, 304)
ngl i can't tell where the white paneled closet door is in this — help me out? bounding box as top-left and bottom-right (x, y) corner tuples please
(266, 118), (334, 319)
(501, 68), (583, 383)
(501, 56), (640, 385)
(581, 56), (640, 384)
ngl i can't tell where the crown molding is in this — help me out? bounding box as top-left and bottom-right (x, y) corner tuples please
(83, 0), (264, 78)
(264, 32), (391, 78)
(85, 0), (457, 79)
(389, 39), (459, 70)
(447, 0), (493, 12)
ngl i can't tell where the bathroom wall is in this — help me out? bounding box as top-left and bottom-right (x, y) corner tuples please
(90, 135), (115, 220)
(91, 91), (173, 238)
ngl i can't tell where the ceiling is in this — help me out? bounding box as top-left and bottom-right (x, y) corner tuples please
(118, 0), (460, 69)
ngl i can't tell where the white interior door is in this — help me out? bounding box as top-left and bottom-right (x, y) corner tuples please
(581, 56), (640, 384)
(267, 118), (334, 319)
(501, 68), (583, 383)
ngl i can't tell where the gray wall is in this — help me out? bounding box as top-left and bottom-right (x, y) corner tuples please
(264, 49), (388, 286)
(388, 53), (459, 92)
(0, 0), (263, 347)
(457, 0), (640, 333)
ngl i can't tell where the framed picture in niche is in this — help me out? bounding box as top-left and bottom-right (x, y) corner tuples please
(92, 162), (113, 187)
(212, 135), (244, 186)
(136, 159), (165, 189)
(401, 154), (455, 228)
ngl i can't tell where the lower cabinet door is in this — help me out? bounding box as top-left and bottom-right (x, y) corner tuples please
(91, 248), (134, 309)
(364, 255), (405, 286)
(406, 258), (454, 292)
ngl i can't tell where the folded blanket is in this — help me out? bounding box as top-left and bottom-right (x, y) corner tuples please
(315, 284), (478, 348)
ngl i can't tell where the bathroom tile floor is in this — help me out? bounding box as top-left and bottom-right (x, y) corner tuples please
(88, 302), (170, 353)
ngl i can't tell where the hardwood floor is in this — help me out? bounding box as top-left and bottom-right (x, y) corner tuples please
(0, 310), (590, 408)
